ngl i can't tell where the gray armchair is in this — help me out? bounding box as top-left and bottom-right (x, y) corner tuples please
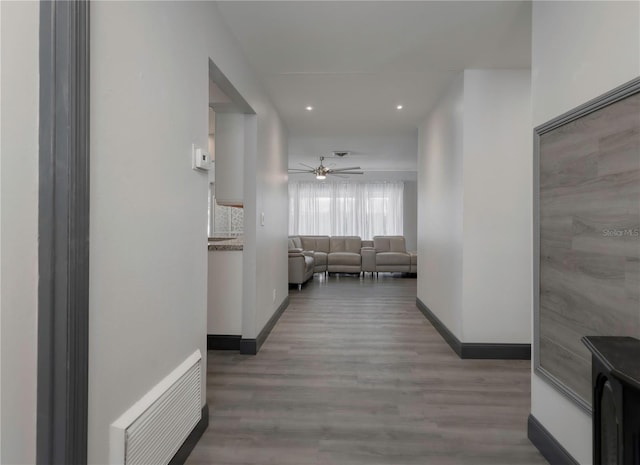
(288, 237), (315, 289)
(363, 236), (417, 275)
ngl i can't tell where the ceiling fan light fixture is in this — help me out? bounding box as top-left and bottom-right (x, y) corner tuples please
(288, 155), (362, 179)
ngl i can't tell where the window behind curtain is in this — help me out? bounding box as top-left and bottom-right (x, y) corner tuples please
(289, 181), (404, 239)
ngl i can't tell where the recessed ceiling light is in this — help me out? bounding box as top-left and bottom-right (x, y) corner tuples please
(306, 106), (313, 111)
(396, 105), (403, 110)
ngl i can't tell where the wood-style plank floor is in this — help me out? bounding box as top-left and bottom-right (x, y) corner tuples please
(187, 274), (545, 465)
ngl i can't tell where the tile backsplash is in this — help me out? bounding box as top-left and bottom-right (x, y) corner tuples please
(213, 201), (243, 235)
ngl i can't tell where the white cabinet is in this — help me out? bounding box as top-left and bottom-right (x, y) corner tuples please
(214, 112), (244, 207)
(207, 249), (242, 335)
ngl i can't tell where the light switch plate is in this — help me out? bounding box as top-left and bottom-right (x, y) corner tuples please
(192, 144), (211, 171)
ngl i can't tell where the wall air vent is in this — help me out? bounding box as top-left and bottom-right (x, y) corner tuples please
(109, 351), (202, 465)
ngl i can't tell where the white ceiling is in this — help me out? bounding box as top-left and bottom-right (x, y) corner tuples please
(216, 1), (532, 172)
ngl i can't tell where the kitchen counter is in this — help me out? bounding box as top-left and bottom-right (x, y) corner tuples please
(208, 236), (243, 251)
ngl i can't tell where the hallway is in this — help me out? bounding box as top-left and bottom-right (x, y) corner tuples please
(187, 275), (545, 465)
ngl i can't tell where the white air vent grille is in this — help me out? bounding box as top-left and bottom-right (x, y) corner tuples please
(110, 351), (202, 465)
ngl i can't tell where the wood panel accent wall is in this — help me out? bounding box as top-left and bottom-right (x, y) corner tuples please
(535, 78), (640, 412)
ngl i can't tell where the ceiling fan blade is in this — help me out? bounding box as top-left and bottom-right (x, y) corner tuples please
(299, 163), (316, 169)
(330, 173), (348, 178)
(288, 168), (314, 172)
(330, 166), (361, 172)
(332, 171), (364, 175)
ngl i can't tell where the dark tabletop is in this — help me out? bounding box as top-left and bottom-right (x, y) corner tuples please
(582, 336), (640, 391)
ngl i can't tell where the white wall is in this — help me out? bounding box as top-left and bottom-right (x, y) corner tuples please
(417, 70), (531, 344)
(89, 2), (288, 463)
(1, 3), (3, 457)
(417, 73), (465, 339)
(531, 2), (640, 463)
(403, 181), (418, 252)
(288, 132), (419, 172)
(0, 1), (39, 463)
(462, 69), (531, 343)
(214, 112), (245, 207)
(252, 110), (289, 335)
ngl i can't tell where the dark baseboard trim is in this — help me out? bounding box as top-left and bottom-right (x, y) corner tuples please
(240, 296), (289, 355)
(239, 338), (257, 355)
(416, 297), (462, 356)
(461, 343), (531, 360)
(415, 298), (531, 360)
(527, 414), (580, 465)
(207, 334), (241, 351)
(169, 404), (209, 465)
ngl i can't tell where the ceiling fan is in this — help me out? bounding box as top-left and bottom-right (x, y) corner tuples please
(288, 156), (364, 180)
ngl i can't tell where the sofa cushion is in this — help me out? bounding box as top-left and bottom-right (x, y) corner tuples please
(376, 252), (410, 266)
(288, 236), (304, 250)
(300, 236), (330, 253)
(313, 251), (328, 266)
(374, 236), (406, 253)
(329, 236), (362, 254)
(328, 252), (361, 267)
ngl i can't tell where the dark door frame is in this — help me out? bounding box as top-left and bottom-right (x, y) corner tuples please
(37, 1), (90, 463)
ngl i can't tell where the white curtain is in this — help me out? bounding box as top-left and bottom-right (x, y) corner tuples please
(289, 181), (404, 239)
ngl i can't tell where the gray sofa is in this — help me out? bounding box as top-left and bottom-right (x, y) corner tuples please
(288, 235), (416, 287)
(362, 236), (417, 275)
(292, 235), (366, 274)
